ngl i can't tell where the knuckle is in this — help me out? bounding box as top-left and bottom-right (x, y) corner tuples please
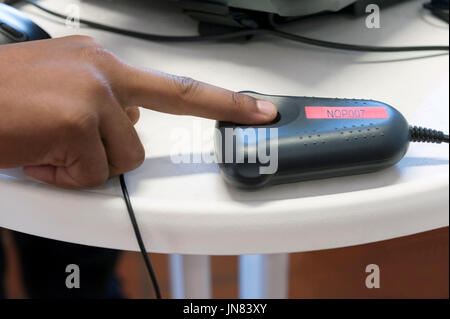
(70, 35), (97, 44)
(126, 107), (141, 125)
(170, 75), (200, 101)
(78, 45), (116, 65)
(231, 92), (251, 111)
(87, 75), (111, 99)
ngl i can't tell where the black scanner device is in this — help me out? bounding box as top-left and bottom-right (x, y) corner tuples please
(215, 92), (426, 188)
(0, 3), (50, 44)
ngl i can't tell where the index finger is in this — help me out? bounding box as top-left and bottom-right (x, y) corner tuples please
(112, 65), (278, 125)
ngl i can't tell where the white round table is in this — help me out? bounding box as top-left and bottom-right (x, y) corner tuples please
(0, 0), (448, 298)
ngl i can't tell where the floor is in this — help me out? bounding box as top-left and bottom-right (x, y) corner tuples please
(2, 227), (449, 299)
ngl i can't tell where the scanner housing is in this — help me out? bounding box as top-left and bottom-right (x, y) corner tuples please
(215, 92), (410, 188)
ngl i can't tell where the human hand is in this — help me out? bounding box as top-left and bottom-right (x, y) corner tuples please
(0, 36), (277, 187)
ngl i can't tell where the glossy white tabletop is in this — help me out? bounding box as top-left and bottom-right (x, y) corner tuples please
(0, 0), (448, 255)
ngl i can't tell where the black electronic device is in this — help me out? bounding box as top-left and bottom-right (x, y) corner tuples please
(175, 0), (411, 29)
(19, 1), (449, 53)
(0, 3), (50, 44)
(215, 92), (449, 188)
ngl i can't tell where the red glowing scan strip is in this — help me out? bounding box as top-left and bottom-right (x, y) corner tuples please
(305, 106), (389, 119)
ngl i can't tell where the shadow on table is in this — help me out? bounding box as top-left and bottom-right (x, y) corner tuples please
(126, 154), (448, 203)
(223, 166), (404, 203)
(224, 156), (448, 204)
(128, 154), (219, 179)
(126, 155), (448, 179)
(397, 156), (449, 168)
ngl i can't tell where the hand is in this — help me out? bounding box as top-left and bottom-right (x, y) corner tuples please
(0, 36), (277, 187)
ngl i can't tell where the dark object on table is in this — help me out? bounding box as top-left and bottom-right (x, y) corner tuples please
(0, 3), (50, 44)
(424, 0), (449, 23)
(215, 92), (448, 188)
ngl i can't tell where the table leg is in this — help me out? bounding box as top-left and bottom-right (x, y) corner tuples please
(169, 254), (184, 299)
(169, 254), (212, 299)
(239, 254), (290, 299)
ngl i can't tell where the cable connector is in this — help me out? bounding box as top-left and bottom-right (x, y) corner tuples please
(409, 126), (449, 144)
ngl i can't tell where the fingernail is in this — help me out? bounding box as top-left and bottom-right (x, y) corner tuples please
(257, 100), (277, 117)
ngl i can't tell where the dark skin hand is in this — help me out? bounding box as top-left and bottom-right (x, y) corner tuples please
(0, 35), (277, 187)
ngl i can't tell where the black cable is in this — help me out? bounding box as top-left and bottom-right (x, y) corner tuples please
(119, 174), (162, 299)
(24, 0), (450, 52)
(409, 126), (450, 143)
(24, 0), (263, 42)
(268, 29), (449, 52)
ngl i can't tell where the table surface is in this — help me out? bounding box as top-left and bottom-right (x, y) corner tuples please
(0, 0), (448, 255)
